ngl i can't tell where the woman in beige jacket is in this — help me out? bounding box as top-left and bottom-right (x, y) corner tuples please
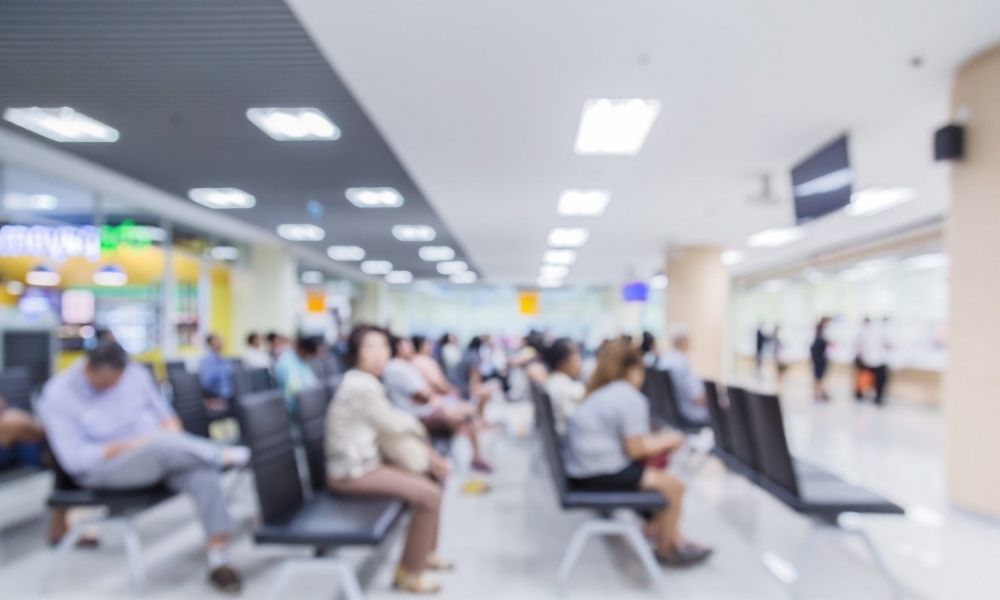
(325, 325), (452, 593)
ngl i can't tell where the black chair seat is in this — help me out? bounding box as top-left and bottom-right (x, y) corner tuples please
(48, 485), (175, 510)
(794, 459), (843, 482)
(0, 464), (43, 485)
(254, 493), (406, 547)
(430, 434), (452, 457)
(794, 477), (904, 515)
(206, 406), (236, 421)
(561, 489), (666, 511)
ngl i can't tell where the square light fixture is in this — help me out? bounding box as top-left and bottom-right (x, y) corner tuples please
(277, 224), (325, 242)
(539, 265), (569, 279)
(649, 273), (668, 289)
(3, 192), (58, 211)
(547, 227), (589, 248)
(26, 266), (60, 287)
(93, 266), (127, 287)
(418, 246), (455, 262)
(3, 107), (119, 142)
(574, 99), (661, 155)
(361, 260), (393, 275)
(209, 246), (240, 261)
(392, 224), (436, 242)
(845, 187), (915, 217)
(537, 276), (563, 288)
(450, 271), (477, 284)
(721, 250), (745, 266)
(246, 107), (340, 141)
(188, 187), (256, 209)
(346, 187), (404, 208)
(543, 249), (577, 266)
(327, 245), (366, 261)
(557, 189), (610, 216)
(301, 270), (324, 285)
(747, 226), (804, 248)
(386, 270), (414, 284)
(436, 260), (467, 275)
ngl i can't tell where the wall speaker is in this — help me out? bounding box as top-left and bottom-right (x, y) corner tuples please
(934, 124), (965, 161)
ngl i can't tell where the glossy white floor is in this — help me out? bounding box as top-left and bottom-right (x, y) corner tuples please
(1, 375), (998, 599)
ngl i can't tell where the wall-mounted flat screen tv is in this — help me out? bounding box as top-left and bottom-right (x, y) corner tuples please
(791, 135), (853, 224)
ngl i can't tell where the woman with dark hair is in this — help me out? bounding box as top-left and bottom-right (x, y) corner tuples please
(639, 331), (659, 367)
(563, 339), (712, 566)
(325, 325), (453, 593)
(543, 338), (586, 433)
(811, 317), (832, 401)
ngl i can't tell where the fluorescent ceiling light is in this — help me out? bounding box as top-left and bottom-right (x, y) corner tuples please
(903, 253), (948, 270)
(93, 266), (127, 287)
(547, 227), (589, 248)
(649, 274), (668, 289)
(5, 281), (24, 295)
(574, 98), (661, 155)
(361, 260), (393, 275)
(301, 270), (324, 285)
(721, 250), (745, 266)
(450, 271), (477, 284)
(277, 224), (325, 242)
(327, 245), (366, 261)
(246, 107), (339, 141)
(793, 168), (853, 197)
(747, 226), (804, 248)
(539, 265), (569, 279)
(3, 192), (58, 211)
(3, 107), (119, 142)
(392, 225), (436, 242)
(537, 277), (563, 288)
(209, 246), (240, 261)
(26, 266), (60, 287)
(436, 260), (468, 275)
(418, 246), (455, 262)
(386, 270), (413, 284)
(346, 187), (404, 208)
(557, 189), (611, 216)
(543, 249), (577, 266)
(845, 187), (915, 217)
(188, 187), (256, 209)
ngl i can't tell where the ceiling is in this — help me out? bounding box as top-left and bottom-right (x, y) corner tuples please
(0, 0), (475, 281)
(287, 0), (1000, 284)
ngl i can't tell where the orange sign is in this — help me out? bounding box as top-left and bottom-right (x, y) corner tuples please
(305, 290), (326, 314)
(518, 290), (539, 316)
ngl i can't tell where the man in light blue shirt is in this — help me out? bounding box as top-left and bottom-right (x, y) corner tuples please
(198, 333), (233, 404)
(273, 336), (320, 414)
(657, 326), (709, 426)
(37, 342), (248, 593)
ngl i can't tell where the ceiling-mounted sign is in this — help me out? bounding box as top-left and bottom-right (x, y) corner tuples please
(518, 290), (540, 316)
(0, 220), (154, 263)
(100, 220), (153, 252)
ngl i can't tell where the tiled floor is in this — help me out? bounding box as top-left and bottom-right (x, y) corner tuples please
(1, 375), (998, 599)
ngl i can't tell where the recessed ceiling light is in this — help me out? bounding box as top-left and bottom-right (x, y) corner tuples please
(386, 270), (414, 284)
(539, 265), (569, 279)
(557, 189), (610, 216)
(747, 226), (804, 248)
(277, 224), (325, 242)
(209, 246), (240, 261)
(3, 192), (58, 211)
(450, 271), (477, 284)
(361, 260), (393, 275)
(721, 250), (745, 266)
(246, 107), (340, 141)
(26, 266), (60, 287)
(346, 187), (404, 208)
(5, 281), (24, 295)
(93, 265), (127, 287)
(188, 188), (256, 210)
(301, 270), (324, 285)
(392, 225), (436, 242)
(436, 260), (468, 275)
(327, 245), (366, 261)
(845, 187), (915, 217)
(543, 249), (577, 266)
(574, 99), (661, 155)
(418, 246), (455, 261)
(537, 276), (563, 288)
(547, 227), (589, 248)
(3, 107), (119, 142)
(649, 273), (668, 289)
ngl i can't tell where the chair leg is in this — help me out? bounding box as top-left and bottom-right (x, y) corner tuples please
(121, 519), (146, 595)
(845, 526), (903, 599)
(790, 524), (821, 599)
(791, 520), (902, 600)
(620, 523), (667, 595)
(331, 559), (364, 600)
(39, 523), (86, 594)
(266, 562), (295, 600)
(556, 520), (600, 594)
(557, 518), (664, 596)
(267, 556), (365, 600)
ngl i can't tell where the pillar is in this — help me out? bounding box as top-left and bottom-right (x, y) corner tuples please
(665, 246), (729, 382)
(351, 281), (389, 327)
(944, 44), (1000, 516)
(238, 244), (297, 341)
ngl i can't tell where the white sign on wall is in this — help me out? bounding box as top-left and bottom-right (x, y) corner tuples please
(0, 224), (101, 262)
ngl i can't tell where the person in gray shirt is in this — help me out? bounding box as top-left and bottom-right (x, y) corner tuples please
(657, 325), (709, 426)
(563, 338), (712, 567)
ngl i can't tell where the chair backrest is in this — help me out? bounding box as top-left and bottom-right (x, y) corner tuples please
(295, 386), (331, 490)
(168, 370), (210, 438)
(139, 362), (158, 383)
(744, 392), (799, 497)
(231, 363), (253, 399)
(249, 367), (273, 392)
(0, 367), (32, 411)
(528, 382), (569, 496)
(237, 389), (305, 525)
(703, 380), (733, 453)
(724, 386), (760, 471)
(165, 361), (188, 380)
(643, 368), (680, 427)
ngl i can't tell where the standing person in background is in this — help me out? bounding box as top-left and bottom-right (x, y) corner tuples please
(811, 317), (832, 402)
(754, 324), (768, 378)
(241, 332), (271, 370)
(198, 333), (233, 410)
(857, 317), (891, 405)
(640, 331), (659, 367)
(772, 325), (788, 382)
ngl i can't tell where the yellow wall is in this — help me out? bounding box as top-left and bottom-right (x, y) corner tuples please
(209, 265), (233, 354)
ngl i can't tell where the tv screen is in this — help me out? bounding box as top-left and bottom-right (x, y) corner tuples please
(791, 135), (853, 224)
(621, 281), (649, 303)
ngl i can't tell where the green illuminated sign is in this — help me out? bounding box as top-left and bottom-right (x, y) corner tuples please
(100, 220), (153, 252)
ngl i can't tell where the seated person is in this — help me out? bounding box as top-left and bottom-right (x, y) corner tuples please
(385, 335), (491, 473)
(198, 333), (233, 410)
(656, 326), (709, 426)
(542, 338), (586, 434)
(37, 342), (250, 593)
(563, 339), (712, 567)
(0, 393), (44, 469)
(453, 337), (496, 419)
(241, 331), (272, 370)
(273, 336), (320, 413)
(325, 325), (453, 594)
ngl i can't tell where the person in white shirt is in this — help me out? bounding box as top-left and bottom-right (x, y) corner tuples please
(855, 317), (891, 405)
(656, 325), (709, 426)
(241, 332), (272, 370)
(543, 338), (586, 434)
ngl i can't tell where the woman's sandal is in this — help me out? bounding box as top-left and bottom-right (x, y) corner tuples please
(393, 568), (442, 594)
(425, 554), (455, 571)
